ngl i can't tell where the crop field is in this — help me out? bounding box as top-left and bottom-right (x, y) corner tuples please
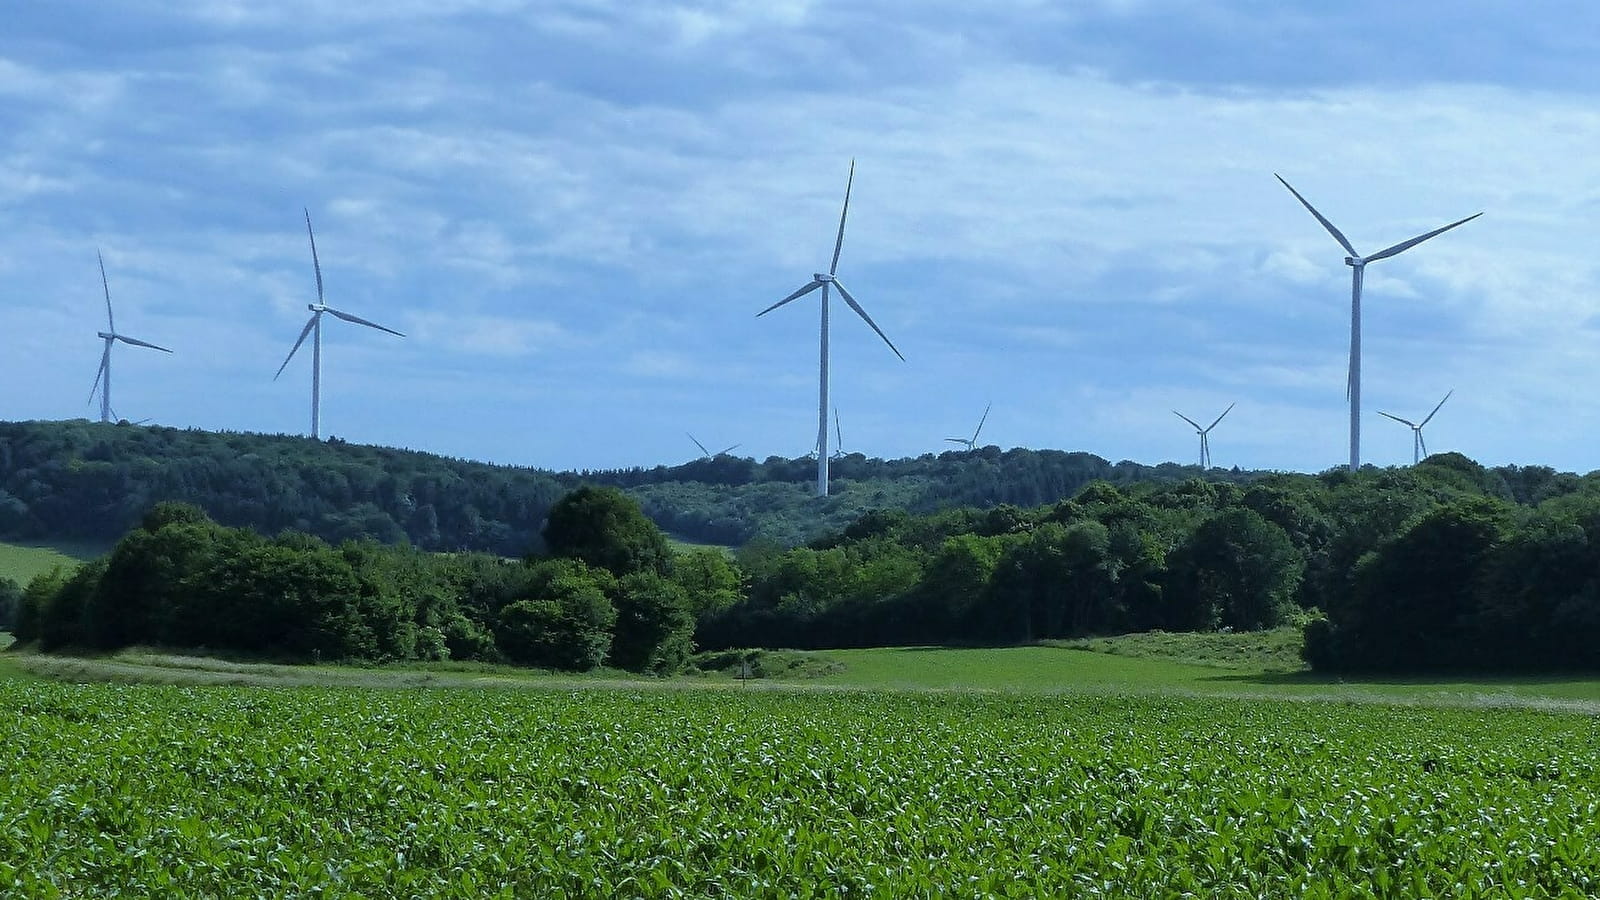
(3, 679), (1599, 897)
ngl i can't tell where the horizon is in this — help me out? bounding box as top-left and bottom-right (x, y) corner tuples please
(4, 3), (1598, 474)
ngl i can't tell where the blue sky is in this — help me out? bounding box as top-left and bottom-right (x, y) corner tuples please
(3, 1), (1598, 473)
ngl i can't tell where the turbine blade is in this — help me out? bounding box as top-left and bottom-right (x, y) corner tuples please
(1364, 213), (1482, 262)
(1418, 432), (1428, 458)
(305, 208), (325, 303)
(1275, 174), (1358, 258)
(274, 315), (318, 380)
(1420, 389), (1454, 426)
(945, 438), (967, 445)
(830, 159), (853, 276)
(1172, 410), (1203, 431)
(973, 402), (991, 443)
(756, 279), (822, 317)
(831, 279), (904, 361)
(1205, 401), (1236, 432)
(115, 335), (173, 353)
(834, 407), (842, 451)
(87, 352), (108, 405)
(687, 433), (710, 457)
(717, 444), (740, 456)
(1377, 411), (1417, 427)
(324, 307), (405, 337)
(98, 249), (115, 332)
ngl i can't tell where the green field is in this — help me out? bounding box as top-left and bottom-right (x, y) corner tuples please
(0, 539), (103, 586)
(2, 677), (1597, 896)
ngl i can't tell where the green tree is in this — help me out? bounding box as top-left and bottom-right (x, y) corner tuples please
(610, 572), (695, 674)
(1168, 510), (1302, 632)
(495, 564), (616, 670)
(542, 486), (672, 577)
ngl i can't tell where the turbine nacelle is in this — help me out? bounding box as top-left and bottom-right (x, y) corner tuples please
(309, 303), (327, 312)
(1344, 256), (1365, 267)
(97, 331), (114, 340)
(812, 273), (835, 283)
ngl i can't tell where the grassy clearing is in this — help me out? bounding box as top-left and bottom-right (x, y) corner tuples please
(10, 641), (1600, 712)
(665, 533), (736, 556)
(0, 540), (102, 586)
(1053, 626), (1307, 672)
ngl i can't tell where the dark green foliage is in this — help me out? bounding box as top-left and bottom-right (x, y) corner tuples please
(542, 486), (672, 577)
(610, 572), (695, 674)
(1165, 509), (1302, 632)
(671, 548), (744, 620)
(494, 564), (616, 670)
(0, 576), (19, 630)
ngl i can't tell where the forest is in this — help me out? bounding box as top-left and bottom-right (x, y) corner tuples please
(0, 419), (1254, 553)
(8, 444), (1600, 672)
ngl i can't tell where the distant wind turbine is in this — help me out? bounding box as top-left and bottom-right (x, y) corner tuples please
(831, 407), (844, 459)
(274, 209), (404, 439)
(758, 161), (904, 497)
(687, 433), (740, 459)
(88, 251), (171, 425)
(1173, 402), (1235, 469)
(945, 403), (991, 452)
(1378, 390), (1452, 465)
(1276, 175), (1479, 472)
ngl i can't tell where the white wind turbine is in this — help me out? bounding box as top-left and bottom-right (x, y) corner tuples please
(1276, 175), (1479, 472)
(687, 433), (740, 459)
(758, 161), (904, 497)
(88, 251), (172, 424)
(1378, 390), (1452, 465)
(945, 403), (991, 452)
(1173, 402), (1234, 469)
(274, 210), (404, 439)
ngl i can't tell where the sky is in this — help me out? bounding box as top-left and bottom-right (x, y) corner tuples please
(3, 1), (1598, 474)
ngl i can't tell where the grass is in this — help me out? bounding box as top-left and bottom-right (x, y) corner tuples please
(1052, 626), (1308, 671)
(0, 538), (106, 586)
(10, 639), (1600, 713)
(665, 533), (736, 556)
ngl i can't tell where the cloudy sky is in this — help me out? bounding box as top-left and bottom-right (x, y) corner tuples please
(4, 1), (1598, 473)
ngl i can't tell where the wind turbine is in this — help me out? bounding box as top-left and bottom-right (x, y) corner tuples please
(757, 161), (903, 497)
(1378, 390), (1452, 465)
(88, 251), (171, 425)
(945, 403), (991, 452)
(1172, 402), (1234, 469)
(1275, 175), (1479, 472)
(274, 209), (404, 439)
(687, 433), (740, 459)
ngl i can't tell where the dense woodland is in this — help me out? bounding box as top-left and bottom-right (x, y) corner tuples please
(6, 419), (1600, 673)
(0, 420), (1253, 552)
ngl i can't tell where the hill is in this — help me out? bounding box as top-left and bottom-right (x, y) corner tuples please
(0, 418), (1273, 554)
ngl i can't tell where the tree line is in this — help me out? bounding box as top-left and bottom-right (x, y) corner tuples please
(708, 453), (1600, 671)
(11, 489), (741, 674)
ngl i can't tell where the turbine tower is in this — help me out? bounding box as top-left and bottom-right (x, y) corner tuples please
(1276, 175), (1479, 472)
(1378, 390), (1452, 465)
(88, 251), (172, 424)
(686, 433), (740, 459)
(945, 403), (991, 452)
(1173, 402), (1234, 469)
(274, 209), (405, 439)
(757, 161), (903, 497)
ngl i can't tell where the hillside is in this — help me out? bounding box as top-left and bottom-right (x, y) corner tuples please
(0, 419), (1585, 556)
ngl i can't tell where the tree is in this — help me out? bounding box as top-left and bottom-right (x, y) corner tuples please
(542, 486), (672, 577)
(1167, 510), (1302, 632)
(671, 548), (744, 620)
(610, 572), (695, 674)
(494, 563), (616, 670)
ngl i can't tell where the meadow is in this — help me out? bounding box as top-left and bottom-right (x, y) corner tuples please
(0, 539), (94, 587)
